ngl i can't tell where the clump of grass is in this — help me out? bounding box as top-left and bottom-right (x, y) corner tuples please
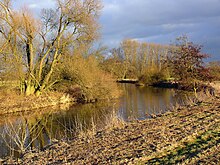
(169, 102), (183, 112)
(76, 117), (97, 140)
(73, 107), (125, 140)
(104, 110), (125, 130)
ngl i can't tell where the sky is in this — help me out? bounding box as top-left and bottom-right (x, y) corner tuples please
(13, 0), (220, 61)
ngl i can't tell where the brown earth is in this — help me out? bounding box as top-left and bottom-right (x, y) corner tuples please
(2, 96), (220, 164)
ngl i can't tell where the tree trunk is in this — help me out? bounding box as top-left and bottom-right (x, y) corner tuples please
(24, 39), (36, 96)
(24, 83), (36, 96)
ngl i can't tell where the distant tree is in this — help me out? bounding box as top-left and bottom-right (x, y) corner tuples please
(100, 48), (126, 79)
(120, 39), (139, 79)
(102, 39), (170, 82)
(167, 36), (212, 96)
(168, 36), (211, 82)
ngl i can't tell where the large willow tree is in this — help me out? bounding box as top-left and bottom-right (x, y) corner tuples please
(0, 0), (101, 95)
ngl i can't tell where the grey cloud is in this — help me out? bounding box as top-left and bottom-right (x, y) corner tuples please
(100, 0), (220, 60)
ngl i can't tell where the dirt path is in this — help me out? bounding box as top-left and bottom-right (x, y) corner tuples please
(3, 98), (220, 164)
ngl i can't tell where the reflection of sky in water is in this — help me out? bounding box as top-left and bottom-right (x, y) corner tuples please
(0, 84), (188, 158)
(118, 84), (188, 120)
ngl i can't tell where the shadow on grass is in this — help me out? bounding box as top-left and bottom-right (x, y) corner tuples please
(147, 130), (220, 164)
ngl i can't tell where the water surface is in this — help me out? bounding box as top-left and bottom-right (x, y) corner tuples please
(0, 84), (188, 158)
(119, 84), (187, 120)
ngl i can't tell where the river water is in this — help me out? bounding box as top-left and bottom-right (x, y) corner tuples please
(0, 84), (188, 158)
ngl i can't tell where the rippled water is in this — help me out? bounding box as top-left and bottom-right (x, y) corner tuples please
(0, 84), (188, 158)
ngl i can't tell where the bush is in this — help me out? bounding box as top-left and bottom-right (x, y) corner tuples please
(208, 61), (220, 81)
(139, 69), (169, 85)
(59, 54), (120, 102)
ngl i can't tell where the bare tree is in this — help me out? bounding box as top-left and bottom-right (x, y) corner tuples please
(113, 39), (170, 79)
(121, 39), (139, 79)
(0, 0), (102, 95)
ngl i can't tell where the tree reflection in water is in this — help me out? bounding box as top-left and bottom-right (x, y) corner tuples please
(118, 84), (188, 120)
(0, 102), (115, 158)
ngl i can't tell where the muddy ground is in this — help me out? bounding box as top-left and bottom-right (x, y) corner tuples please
(2, 97), (220, 164)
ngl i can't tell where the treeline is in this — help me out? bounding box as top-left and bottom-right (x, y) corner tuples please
(101, 39), (172, 85)
(101, 36), (220, 88)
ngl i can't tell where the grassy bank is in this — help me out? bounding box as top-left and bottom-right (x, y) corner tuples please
(2, 96), (220, 164)
(0, 83), (120, 115)
(0, 88), (74, 115)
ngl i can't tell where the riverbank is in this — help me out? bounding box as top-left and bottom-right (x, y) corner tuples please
(3, 96), (220, 164)
(0, 81), (120, 115)
(142, 80), (220, 93)
(0, 89), (74, 115)
(1, 80), (219, 115)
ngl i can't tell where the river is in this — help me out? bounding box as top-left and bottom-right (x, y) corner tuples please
(0, 84), (189, 158)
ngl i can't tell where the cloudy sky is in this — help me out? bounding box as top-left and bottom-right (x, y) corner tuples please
(14, 0), (220, 61)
